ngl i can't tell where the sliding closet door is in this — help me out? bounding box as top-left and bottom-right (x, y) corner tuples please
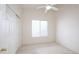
(0, 5), (8, 51)
(6, 6), (22, 53)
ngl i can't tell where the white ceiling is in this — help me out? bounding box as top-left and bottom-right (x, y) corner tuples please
(21, 4), (45, 9)
(20, 4), (60, 10)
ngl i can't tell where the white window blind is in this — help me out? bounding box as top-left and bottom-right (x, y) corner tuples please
(32, 20), (48, 37)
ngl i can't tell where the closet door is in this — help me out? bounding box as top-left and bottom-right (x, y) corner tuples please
(0, 5), (8, 50)
(6, 6), (21, 53)
(0, 5), (22, 53)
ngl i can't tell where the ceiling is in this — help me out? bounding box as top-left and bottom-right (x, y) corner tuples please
(20, 4), (61, 10)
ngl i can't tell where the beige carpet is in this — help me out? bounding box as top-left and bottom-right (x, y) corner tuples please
(17, 43), (76, 54)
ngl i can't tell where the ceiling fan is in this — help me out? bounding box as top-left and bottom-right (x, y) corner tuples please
(37, 4), (59, 13)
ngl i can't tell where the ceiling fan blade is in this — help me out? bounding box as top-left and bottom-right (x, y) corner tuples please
(51, 7), (59, 11)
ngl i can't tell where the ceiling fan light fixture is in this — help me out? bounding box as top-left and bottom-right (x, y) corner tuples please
(46, 5), (52, 10)
(36, 4), (59, 13)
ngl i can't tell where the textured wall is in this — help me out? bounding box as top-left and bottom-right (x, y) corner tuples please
(56, 5), (79, 53)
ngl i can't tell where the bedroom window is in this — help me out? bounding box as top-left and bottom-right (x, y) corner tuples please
(32, 20), (48, 37)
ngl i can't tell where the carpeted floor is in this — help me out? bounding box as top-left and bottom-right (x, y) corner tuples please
(17, 43), (76, 54)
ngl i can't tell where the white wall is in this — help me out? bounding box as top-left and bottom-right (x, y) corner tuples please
(0, 4), (22, 54)
(56, 5), (79, 53)
(22, 8), (56, 45)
